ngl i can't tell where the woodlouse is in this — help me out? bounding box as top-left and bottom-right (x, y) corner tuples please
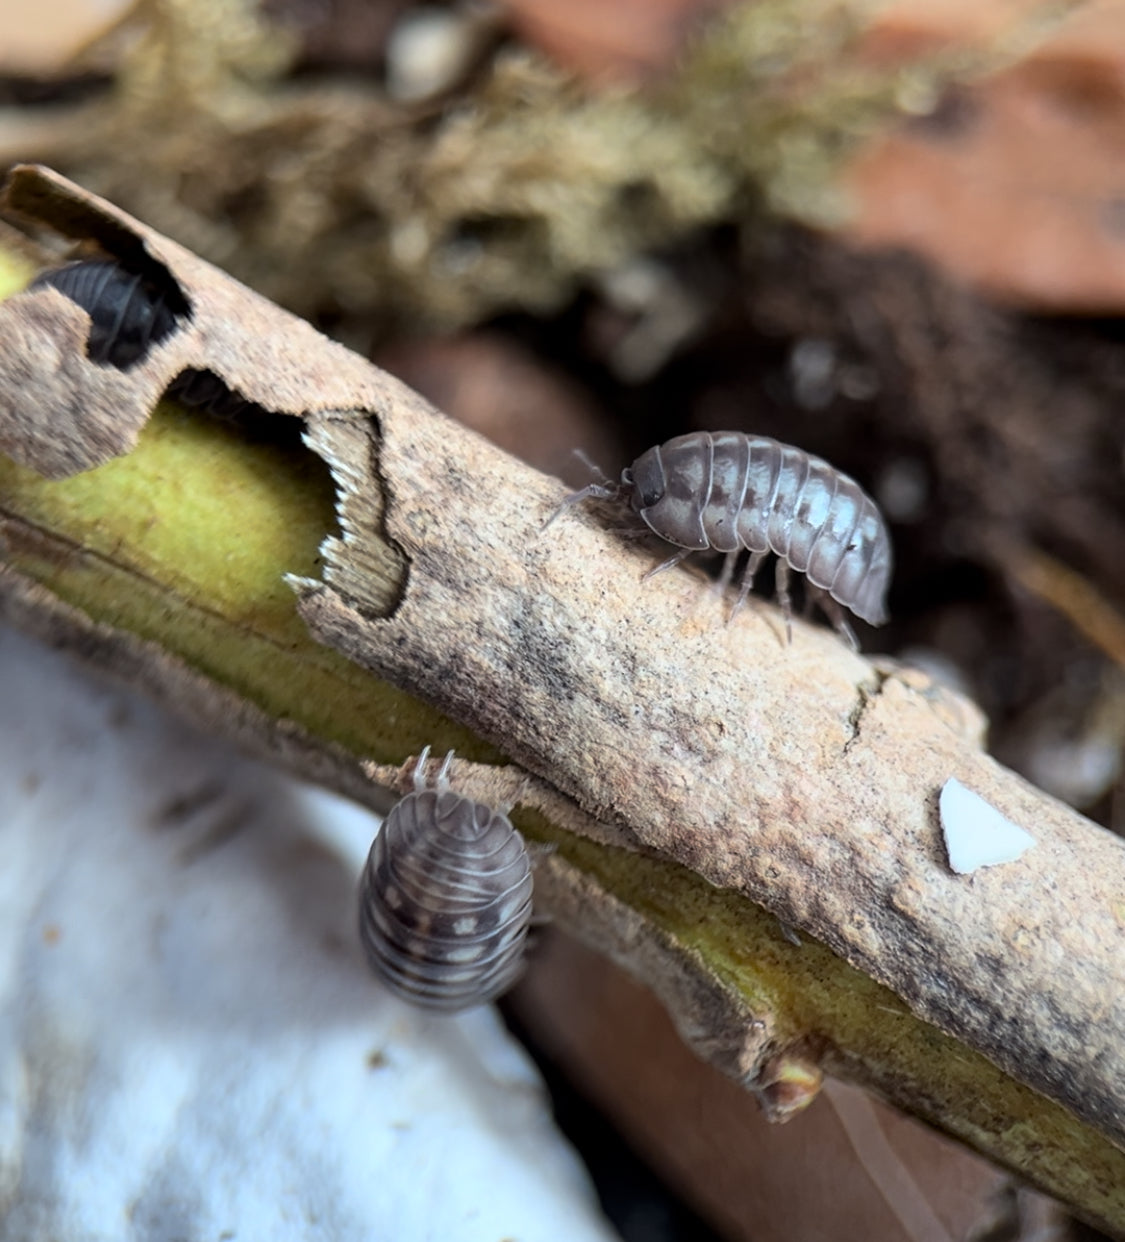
(30, 259), (259, 418)
(550, 431), (892, 645)
(29, 259), (182, 368)
(358, 748), (534, 1012)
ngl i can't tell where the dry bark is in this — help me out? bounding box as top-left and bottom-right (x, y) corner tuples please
(0, 165), (1123, 1233)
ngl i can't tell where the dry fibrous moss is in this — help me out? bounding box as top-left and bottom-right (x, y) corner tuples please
(668, 0), (931, 224)
(1, 0), (1004, 329)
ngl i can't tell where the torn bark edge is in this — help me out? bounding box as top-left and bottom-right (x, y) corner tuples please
(363, 752), (808, 1110)
(0, 163), (427, 505)
(2, 167), (1124, 1235)
(291, 369), (1125, 1160)
(533, 853), (777, 1084)
(0, 563), (396, 816)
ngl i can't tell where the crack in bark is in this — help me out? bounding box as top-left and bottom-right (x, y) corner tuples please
(3, 167), (1125, 1231)
(843, 667), (891, 755)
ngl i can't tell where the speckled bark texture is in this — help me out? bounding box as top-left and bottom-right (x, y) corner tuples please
(298, 391), (1125, 1153)
(1, 167), (1122, 1193)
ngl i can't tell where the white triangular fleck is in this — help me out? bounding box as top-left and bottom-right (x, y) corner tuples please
(940, 778), (1035, 875)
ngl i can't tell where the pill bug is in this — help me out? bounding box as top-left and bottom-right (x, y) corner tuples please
(550, 430), (892, 646)
(29, 259), (259, 418)
(168, 367), (260, 420)
(358, 748), (534, 1012)
(29, 258), (182, 368)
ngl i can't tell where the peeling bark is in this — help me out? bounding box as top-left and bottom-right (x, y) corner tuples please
(1, 166), (1123, 1234)
(294, 397), (1125, 1153)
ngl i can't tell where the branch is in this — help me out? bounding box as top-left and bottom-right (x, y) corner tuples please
(0, 166), (1122, 1235)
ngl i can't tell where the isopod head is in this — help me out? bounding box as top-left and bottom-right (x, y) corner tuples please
(831, 509), (892, 627)
(618, 444), (705, 546)
(625, 444), (709, 551)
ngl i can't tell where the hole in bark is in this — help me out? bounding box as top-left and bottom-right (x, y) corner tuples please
(28, 257), (189, 369)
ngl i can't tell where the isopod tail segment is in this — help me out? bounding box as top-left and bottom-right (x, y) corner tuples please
(405, 749), (555, 938)
(358, 747), (535, 1013)
(411, 743), (452, 792)
(410, 750), (557, 872)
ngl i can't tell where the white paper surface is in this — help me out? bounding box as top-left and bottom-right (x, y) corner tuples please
(0, 626), (618, 1242)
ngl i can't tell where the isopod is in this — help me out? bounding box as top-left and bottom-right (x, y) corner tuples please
(29, 259), (181, 368)
(550, 431), (892, 645)
(29, 259), (257, 417)
(358, 748), (534, 1012)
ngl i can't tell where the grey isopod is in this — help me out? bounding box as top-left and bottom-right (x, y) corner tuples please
(551, 431), (892, 646)
(358, 748), (534, 1012)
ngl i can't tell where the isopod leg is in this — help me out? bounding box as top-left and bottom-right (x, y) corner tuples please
(643, 547), (694, 581)
(610, 521), (655, 540)
(730, 549), (768, 623)
(820, 594), (859, 651)
(776, 560), (793, 644)
(713, 550), (741, 621)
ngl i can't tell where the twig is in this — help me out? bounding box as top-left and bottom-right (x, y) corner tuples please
(0, 166), (1122, 1235)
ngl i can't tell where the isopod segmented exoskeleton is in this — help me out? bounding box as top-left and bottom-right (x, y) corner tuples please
(29, 259), (182, 368)
(358, 748), (534, 1012)
(28, 260), (255, 418)
(550, 431), (893, 647)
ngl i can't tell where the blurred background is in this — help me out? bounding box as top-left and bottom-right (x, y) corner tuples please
(1, 1), (1122, 1238)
